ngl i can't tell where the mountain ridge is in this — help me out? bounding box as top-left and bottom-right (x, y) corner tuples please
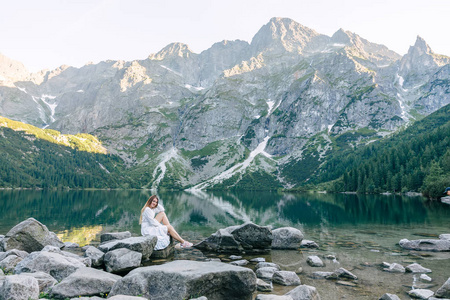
(1, 17), (450, 191)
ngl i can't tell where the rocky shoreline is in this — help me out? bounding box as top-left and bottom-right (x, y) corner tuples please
(0, 218), (449, 300)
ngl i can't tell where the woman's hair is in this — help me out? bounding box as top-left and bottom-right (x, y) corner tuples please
(139, 195), (158, 224)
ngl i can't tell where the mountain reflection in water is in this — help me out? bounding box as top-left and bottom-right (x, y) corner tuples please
(1, 190), (449, 244)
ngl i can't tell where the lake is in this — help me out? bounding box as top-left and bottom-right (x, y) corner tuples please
(1, 190), (449, 299)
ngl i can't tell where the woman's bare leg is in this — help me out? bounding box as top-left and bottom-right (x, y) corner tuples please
(166, 224), (185, 243)
(155, 212), (191, 246)
(155, 212), (171, 226)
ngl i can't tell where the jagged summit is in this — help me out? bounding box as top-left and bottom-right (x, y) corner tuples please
(328, 28), (401, 63)
(250, 17), (319, 54)
(397, 35), (450, 92)
(409, 36), (433, 56)
(330, 28), (352, 45)
(149, 42), (195, 60)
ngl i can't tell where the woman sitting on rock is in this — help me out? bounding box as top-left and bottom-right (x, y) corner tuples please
(140, 195), (193, 249)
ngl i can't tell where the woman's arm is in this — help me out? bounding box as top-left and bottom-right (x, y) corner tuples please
(142, 207), (161, 227)
(154, 203), (165, 214)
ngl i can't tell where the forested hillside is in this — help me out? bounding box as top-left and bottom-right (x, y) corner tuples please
(310, 103), (450, 198)
(0, 119), (135, 189)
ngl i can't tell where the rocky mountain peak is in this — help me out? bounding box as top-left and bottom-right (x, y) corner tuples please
(0, 53), (29, 83)
(149, 42), (195, 60)
(331, 28), (352, 45)
(409, 36), (433, 56)
(329, 29), (400, 64)
(399, 36), (448, 76)
(250, 17), (319, 54)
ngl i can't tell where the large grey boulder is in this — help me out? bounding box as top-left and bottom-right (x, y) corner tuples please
(84, 246), (105, 268)
(0, 274), (40, 300)
(195, 222), (272, 253)
(399, 238), (450, 251)
(98, 236), (157, 260)
(271, 227), (304, 249)
(285, 285), (321, 300)
(104, 248), (142, 273)
(407, 288), (434, 299)
(1, 218), (64, 252)
(14, 251), (86, 281)
(51, 267), (121, 299)
(0, 255), (23, 273)
(194, 228), (241, 252)
(0, 249), (28, 261)
(306, 256), (324, 267)
(20, 271), (57, 293)
(379, 294), (401, 300)
(41, 245), (91, 267)
(230, 223), (272, 251)
(405, 263), (432, 273)
(100, 231), (132, 244)
(436, 277), (450, 298)
(109, 260), (256, 300)
(272, 271), (301, 286)
(256, 267), (279, 280)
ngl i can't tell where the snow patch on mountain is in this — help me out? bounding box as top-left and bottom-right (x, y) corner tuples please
(40, 95), (57, 123)
(189, 136), (272, 190)
(160, 65), (182, 77)
(151, 148), (187, 190)
(185, 84), (204, 91)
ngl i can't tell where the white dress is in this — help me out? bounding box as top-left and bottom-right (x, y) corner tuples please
(141, 204), (170, 250)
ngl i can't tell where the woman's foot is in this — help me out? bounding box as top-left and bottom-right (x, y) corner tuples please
(180, 241), (193, 248)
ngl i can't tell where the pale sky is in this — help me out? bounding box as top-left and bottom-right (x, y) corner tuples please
(1, 0), (449, 72)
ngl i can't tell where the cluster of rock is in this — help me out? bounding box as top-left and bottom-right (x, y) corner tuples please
(2, 218), (448, 300)
(382, 234), (450, 299)
(0, 218), (257, 299)
(377, 260), (450, 299)
(252, 260), (321, 300)
(0, 219), (325, 300)
(194, 224), (306, 253)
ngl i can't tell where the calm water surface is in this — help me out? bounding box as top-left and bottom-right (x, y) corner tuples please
(1, 190), (449, 300)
